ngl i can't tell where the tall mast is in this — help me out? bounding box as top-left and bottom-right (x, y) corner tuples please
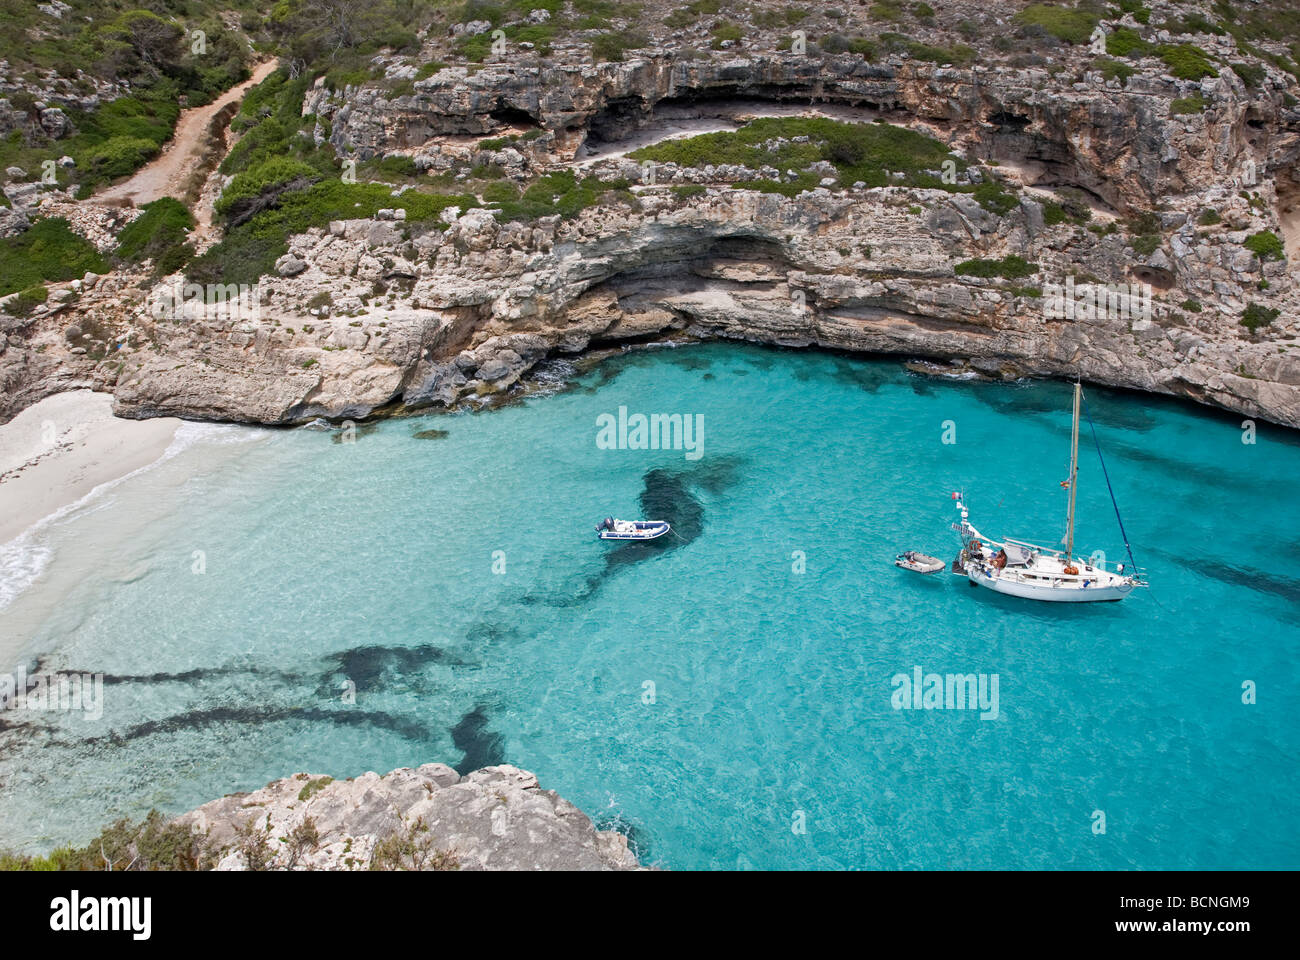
(1065, 380), (1081, 559)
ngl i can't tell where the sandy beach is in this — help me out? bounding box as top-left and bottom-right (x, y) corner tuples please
(0, 391), (180, 545)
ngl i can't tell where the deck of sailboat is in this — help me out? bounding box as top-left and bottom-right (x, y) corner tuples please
(951, 378), (1144, 603)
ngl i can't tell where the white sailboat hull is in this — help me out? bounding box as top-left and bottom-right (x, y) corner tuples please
(952, 379), (1144, 605)
(966, 564), (1135, 602)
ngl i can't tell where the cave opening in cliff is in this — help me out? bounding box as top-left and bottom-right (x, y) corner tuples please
(575, 234), (793, 336)
(649, 89), (826, 116)
(489, 104), (541, 130)
(586, 95), (651, 143)
(1130, 265), (1175, 292)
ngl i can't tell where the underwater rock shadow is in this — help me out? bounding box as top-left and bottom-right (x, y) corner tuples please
(314, 643), (471, 699)
(514, 455), (746, 608)
(73, 703), (436, 749)
(451, 704), (507, 775)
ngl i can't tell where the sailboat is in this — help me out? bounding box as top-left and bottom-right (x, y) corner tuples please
(951, 380), (1145, 603)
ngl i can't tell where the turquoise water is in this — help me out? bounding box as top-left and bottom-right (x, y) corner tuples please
(1, 342), (1297, 869)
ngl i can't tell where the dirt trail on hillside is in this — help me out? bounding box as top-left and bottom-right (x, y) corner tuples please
(1278, 180), (1300, 265)
(96, 60), (279, 212)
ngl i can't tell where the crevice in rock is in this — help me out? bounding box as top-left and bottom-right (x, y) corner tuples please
(489, 103), (541, 129)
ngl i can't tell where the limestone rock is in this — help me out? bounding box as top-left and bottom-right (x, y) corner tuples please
(174, 763), (643, 871)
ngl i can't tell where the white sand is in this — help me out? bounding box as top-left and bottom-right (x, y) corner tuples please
(0, 391), (180, 545)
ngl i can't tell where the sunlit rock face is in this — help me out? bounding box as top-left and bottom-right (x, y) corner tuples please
(4, 4), (1299, 430)
(175, 763), (643, 871)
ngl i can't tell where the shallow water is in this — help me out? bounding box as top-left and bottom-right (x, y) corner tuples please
(1, 342), (1296, 869)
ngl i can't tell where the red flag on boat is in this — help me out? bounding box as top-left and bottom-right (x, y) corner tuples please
(950, 491), (961, 500)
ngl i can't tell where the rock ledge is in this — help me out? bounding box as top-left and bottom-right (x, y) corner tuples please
(175, 763), (642, 871)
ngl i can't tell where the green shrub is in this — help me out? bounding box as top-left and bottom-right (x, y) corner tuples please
(1119, 0), (1152, 25)
(1131, 234), (1161, 256)
(0, 810), (207, 871)
(1094, 57), (1136, 84)
(820, 35), (878, 57)
(1158, 12), (1225, 38)
(672, 183), (707, 199)
(324, 68), (371, 92)
(1127, 210), (1162, 235)
(1170, 95), (1207, 114)
(592, 30), (648, 61)
(215, 157), (321, 218)
(191, 182), (479, 285)
(459, 21), (557, 60)
(0, 218), (109, 297)
(869, 1), (906, 21)
(482, 180), (520, 203)
(954, 255), (1038, 279)
(1240, 302), (1279, 330)
(710, 21), (743, 48)
(974, 181), (1018, 216)
(297, 776), (334, 802)
(115, 197), (195, 275)
(489, 170), (635, 221)
(1181, 298), (1202, 312)
(4, 284), (48, 317)
(1013, 4), (1101, 44)
(1244, 230), (1285, 260)
(632, 116), (966, 192)
(376, 155), (419, 178)
(1231, 61), (1268, 87)
(1106, 27), (1151, 58)
(1159, 43), (1218, 80)
(1198, 209), (1221, 225)
(878, 32), (974, 64)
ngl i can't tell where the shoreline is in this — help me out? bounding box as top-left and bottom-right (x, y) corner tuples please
(0, 391), (181, 547)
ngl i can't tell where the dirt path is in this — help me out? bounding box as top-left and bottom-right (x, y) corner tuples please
(1277, 181), (1300, 266)
(96, 60), (279, 210)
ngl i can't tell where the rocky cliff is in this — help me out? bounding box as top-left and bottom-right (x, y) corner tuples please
(175, 763), (642, 870)
(2, 1), (1299, 428)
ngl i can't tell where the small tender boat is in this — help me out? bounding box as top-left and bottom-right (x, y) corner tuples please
(595, 517), (671, 541)
(895, 551), (945, 574)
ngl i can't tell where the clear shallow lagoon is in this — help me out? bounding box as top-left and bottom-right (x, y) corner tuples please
(1, 342), (1297, 869)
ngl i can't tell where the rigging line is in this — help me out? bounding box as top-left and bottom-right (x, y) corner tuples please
(1081, 391), (1140, 574)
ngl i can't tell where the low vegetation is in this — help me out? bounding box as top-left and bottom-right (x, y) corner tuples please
(191, 180), (479, 285)
(1240, 302), (1280, 331)
(954, 256), (1038, 280)
(0, 6), (251, 197)
(483, 170), (637, 221)
(1170, 96), (1207, 115)
(1244, 230), (1285, 261)
(115, 198), (196, 275)
(370, 818), (460, 871)
(0, 218), (108, 297)
(630, 117), (970, 193)
(0, 810), (208, 871)
(1013, 4), (1101, 45)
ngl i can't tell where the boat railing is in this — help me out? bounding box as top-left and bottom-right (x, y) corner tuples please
(985, 538), (1147, 580)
